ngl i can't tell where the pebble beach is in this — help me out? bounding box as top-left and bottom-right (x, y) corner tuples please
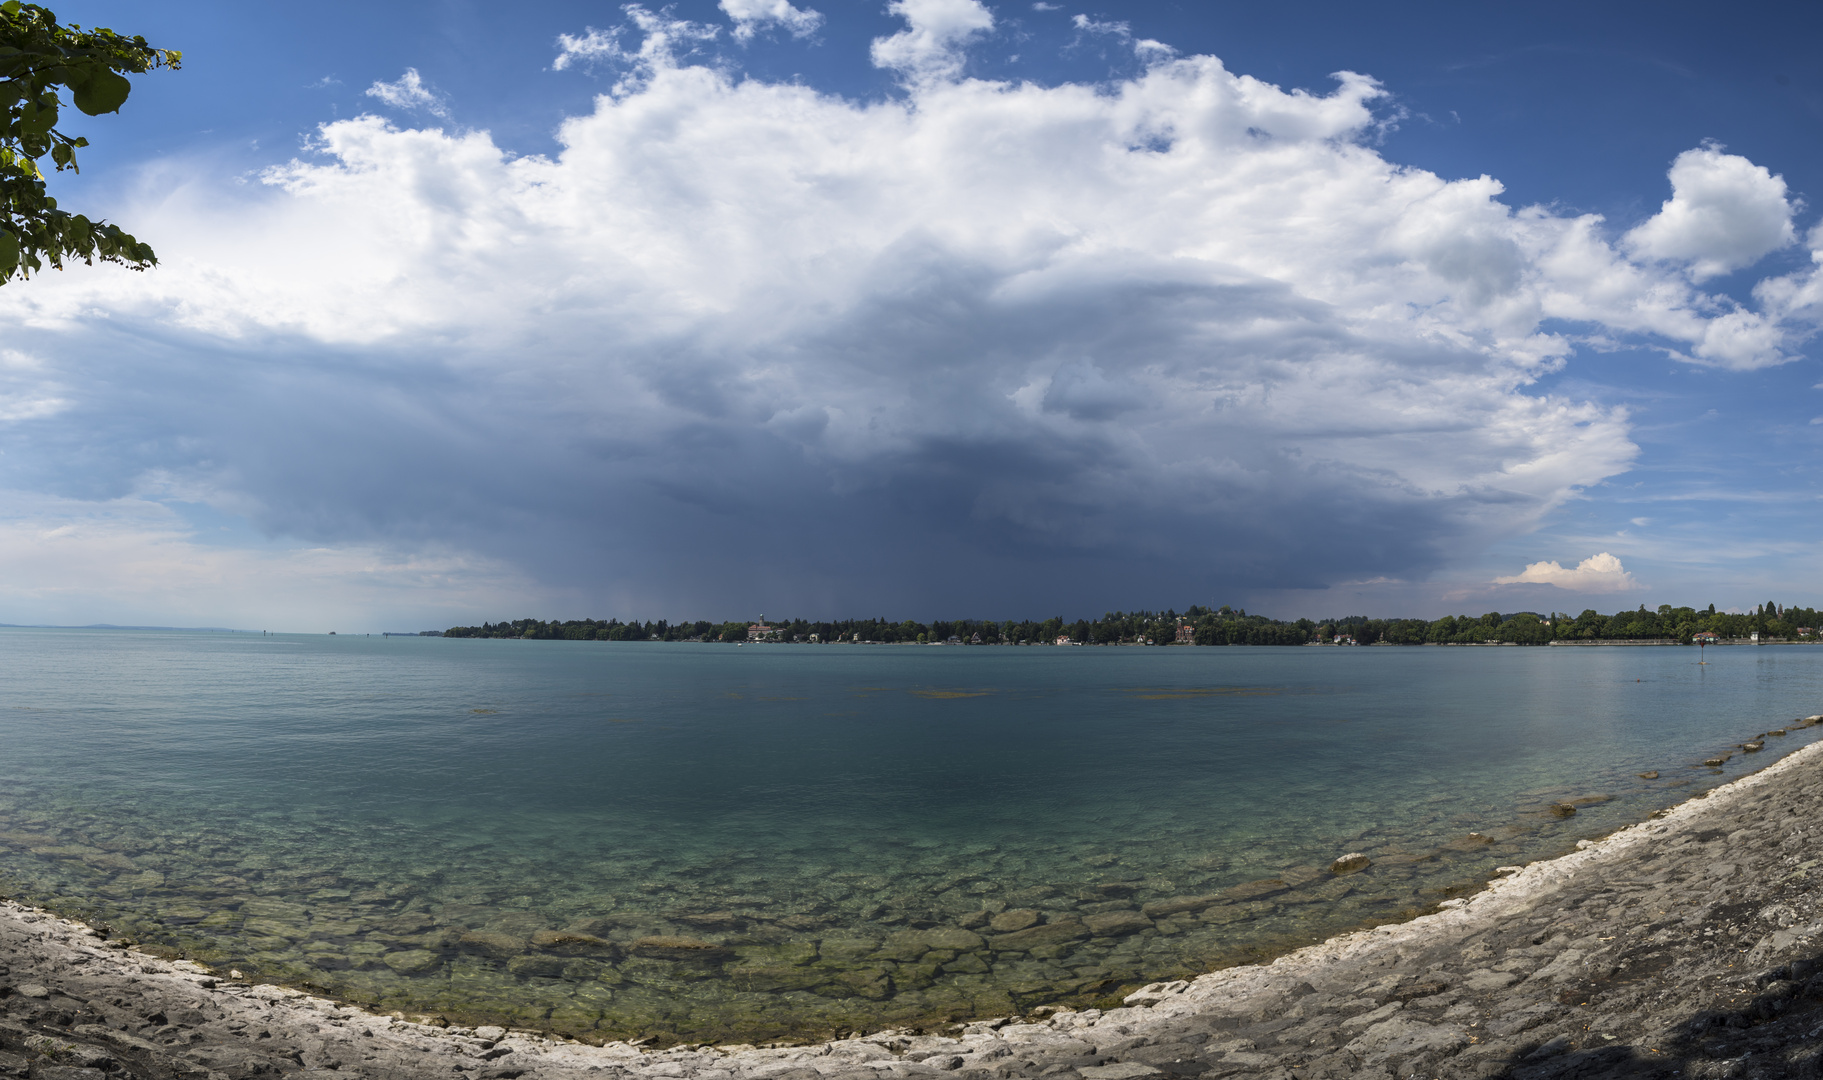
(5, 732), (1823, 1079)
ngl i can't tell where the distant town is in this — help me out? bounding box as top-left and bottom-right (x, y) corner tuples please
(438, 602), (1817, 646)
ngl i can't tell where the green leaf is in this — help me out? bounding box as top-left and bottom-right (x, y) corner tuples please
(71, 67), (129, 115)
(1, 8), (174, 286)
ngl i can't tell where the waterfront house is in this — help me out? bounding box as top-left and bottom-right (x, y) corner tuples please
(1175, 623), (1196, 644)
(747, 619), (775, 641)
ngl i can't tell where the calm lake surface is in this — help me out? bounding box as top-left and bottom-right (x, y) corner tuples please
(1, 629), (1818, 1043)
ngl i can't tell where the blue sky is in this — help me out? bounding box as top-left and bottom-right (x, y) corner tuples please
(2, 0), (1820, 630)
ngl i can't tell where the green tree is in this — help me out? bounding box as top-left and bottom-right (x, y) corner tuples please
(1, 1), (178, 282)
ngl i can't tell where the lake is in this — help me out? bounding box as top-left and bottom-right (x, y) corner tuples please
(0, 629), (1816, 1044)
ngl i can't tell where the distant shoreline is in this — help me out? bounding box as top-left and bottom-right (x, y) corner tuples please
(440, 603), (1814, 648)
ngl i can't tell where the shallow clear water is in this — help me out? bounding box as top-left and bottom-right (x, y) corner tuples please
(0, 629), (1818, 1043)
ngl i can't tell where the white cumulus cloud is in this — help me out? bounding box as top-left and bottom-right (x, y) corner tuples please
(553, 7), (721, 78)
(1624, 146), (1797, 282)
(1064, 12), (1170, 61)
(1071, 14), (1129, 35)
(1494, 552), (1637, 593)
(363, 68), (449, 119)
(871, 0), (995, 81)
(720, 0), (824, 40)
(1754, 222), (1823, 332)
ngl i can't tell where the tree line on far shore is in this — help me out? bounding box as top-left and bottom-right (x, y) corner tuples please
(439, 601), (1817, 646)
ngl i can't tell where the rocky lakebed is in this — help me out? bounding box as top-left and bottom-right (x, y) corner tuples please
(5, 728), (1823, 1077)
(0, 754), (1719, 1048)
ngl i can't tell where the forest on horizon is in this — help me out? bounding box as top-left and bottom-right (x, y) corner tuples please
(440, 601), (1816, 647)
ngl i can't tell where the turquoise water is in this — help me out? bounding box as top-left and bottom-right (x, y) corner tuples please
(0, 629), (1819, 1043)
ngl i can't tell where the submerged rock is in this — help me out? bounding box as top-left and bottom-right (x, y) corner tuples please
(457, 930), (526, 959)
(728, 964), (826, 992)
(988, 909), (1040, 932)
(1139, 895), (1217, 919)
(920, 926), (986, 951)
(731, 942), (818, 967)
(506, 954), (568, 978)
(306, 952), (352, 971)
(1080, 1063), (1162, 1079)
(1222, 877), (1290, 900)
(1082, 910), (1153, 938)
(671, 911), (745, 930)
(1329, 853), (1372, 876)
(816, 937), (883, 963)
(382, 949), (442, 975)
(1276, 864), (1328, 887)
(820, 967), (893, 1000)
(628, 936), (726, 960)
(530, 928), (615, 952)
(988, 918), (1088, 952)
(1439, 834), (1493, 853)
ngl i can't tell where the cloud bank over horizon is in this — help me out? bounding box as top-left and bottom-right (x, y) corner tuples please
(0, 0), (1817, 628)
(1493, 552), (1637, 595)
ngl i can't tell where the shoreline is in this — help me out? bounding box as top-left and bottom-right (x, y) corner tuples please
(4, 735), (1823, 1076)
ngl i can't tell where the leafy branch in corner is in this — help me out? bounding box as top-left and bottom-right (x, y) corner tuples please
(0, 0), (178, 283)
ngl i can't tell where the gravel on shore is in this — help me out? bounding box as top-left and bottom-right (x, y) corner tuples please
(6, 743), (1823, 1080)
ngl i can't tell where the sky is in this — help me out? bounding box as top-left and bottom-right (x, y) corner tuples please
(2, 0), (1822, 631)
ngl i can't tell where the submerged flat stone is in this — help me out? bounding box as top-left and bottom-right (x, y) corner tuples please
(383, 949), (442, 975)
(1079, 1064), (1160, 1079)
(1139, 895), (1218, 918)
(531, 928), (615, 950)
(1219, 877), (1288, 900)
(987, 918), (1088, 952)
(629, 936), (726, 958)
(1082, 910), (1152, 938)
(457, 930), (526, 959)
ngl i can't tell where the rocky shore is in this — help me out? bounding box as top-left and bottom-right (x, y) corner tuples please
(6, 742), (1823, 1079)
